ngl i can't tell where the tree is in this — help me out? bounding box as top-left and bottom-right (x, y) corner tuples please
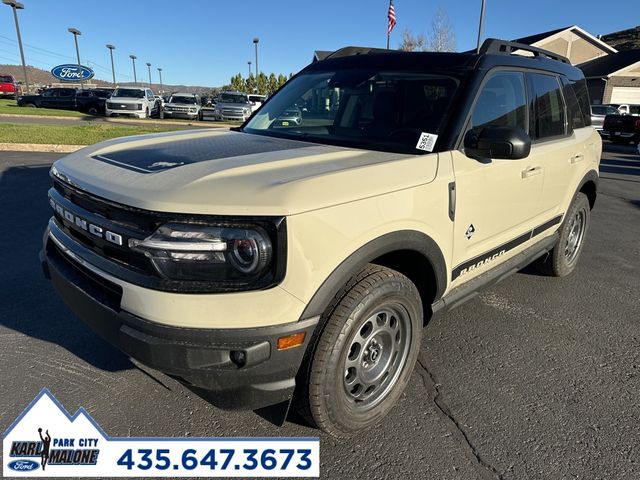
(399, 29), (427, 52)
(427, 7), (456, 52)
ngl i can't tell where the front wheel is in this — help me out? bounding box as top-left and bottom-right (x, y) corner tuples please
(296, 265), (422, 437)
(537, 192), (590, 277)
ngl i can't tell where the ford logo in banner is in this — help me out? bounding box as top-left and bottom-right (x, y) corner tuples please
(8, 459), (40, 471)
(51, 64), (94, 81)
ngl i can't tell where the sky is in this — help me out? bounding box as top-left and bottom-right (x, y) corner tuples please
(0, 0), (637, 88)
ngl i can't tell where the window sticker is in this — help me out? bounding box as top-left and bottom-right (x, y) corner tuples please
(416, 132), (438, 152)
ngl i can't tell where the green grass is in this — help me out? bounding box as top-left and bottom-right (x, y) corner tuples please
(0, 99), (91, 118)
(0, 122), (179, 145)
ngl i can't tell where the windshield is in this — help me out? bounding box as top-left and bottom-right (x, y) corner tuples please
(592, 106), (619, 116)
(219, 93), (249, 104)
(112, 88), (144, 98)
(244, 69), (460, 153)
(0, 75), (13, 83)
(169, 96), (197, 104)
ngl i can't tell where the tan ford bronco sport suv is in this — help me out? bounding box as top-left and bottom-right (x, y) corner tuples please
(41, 39), (601, 437)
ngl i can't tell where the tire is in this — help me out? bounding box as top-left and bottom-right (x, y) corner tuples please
(25, 103), (36, 108)
(296, 264), (422, 438)
(86, 106), (98, 115)
(537, 192), (590, 277)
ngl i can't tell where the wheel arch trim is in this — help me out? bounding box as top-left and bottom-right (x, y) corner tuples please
(299, 230), (447, 320)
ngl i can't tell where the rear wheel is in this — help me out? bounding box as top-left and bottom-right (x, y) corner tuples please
(537, 192), (590, 277)
(24, 103), (36, 108)
(296, 265), (422, 438)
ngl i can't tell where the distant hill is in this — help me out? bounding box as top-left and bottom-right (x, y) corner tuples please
(602, 26), (640, 52)
(0, 64), (215, 94)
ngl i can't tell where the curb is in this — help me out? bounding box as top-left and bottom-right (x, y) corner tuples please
(0, 143), (85, 153)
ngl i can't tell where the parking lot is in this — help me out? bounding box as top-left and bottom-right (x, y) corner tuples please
(0, 142), (638, 479)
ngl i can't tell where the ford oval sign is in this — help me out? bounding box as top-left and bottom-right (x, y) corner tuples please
(51, 64), (94, 81)
(8, 459), (40, 471)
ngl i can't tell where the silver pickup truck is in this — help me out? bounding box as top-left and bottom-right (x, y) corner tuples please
(213, 91), (254, 121)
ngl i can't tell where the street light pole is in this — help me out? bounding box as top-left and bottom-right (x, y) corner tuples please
(252, 37), (259, 78)
(106, 44), (116, 86)
(67, 27), (83, 90)
(157, 68), (163, 94)
(129, 55), (137, 85)
(3, 0), (30, 93)
(247, 61), (251, 78)
(476, 0), (486, 53)
(146, 62), (152, 89)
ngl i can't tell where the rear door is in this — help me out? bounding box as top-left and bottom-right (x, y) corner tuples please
(527, 73), (587, 217)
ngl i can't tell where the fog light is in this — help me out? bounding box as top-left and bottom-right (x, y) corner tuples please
(230, 350), (246, 367)
(277, 332), (306, 350)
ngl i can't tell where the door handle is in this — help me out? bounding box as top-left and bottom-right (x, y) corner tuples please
(521, 166), (542, 178)
(570, 154), (584, 164)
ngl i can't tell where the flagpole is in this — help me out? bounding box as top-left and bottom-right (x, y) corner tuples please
(476, 0), (486, 53)
(387, 35), (390, 50)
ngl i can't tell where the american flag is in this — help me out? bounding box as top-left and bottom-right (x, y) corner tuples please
(387, 0), (397, 36)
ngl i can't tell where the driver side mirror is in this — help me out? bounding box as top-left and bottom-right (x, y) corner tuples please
(464, 126), (531, 160)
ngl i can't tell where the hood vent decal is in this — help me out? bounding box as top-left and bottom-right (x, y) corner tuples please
(92, 133), (314, 173)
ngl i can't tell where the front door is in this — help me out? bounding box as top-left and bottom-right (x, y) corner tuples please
(450, 70), (546, 285)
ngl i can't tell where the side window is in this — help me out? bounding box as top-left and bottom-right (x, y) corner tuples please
(468, 71), (527, 134)
(58, 89), (73, 97)
(569, 78), (591, 126)
(528, 73), (566, 140)
(560, 77), (585, 131)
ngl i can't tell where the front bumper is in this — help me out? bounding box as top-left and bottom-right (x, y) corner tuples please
(41, 226), (318, 410)
(164, 110), (198, 119)
(106, 108), (145, 118)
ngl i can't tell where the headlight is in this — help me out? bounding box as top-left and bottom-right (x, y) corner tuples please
(137, 103), (143, 110)
(189, 108), (197, 113)
(244, 107), (251, 115)
(129, 223), (273, 282)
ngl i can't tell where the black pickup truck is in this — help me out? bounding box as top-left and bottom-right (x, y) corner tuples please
(603, 113), (640, 144)
(17, 88), (111, 114)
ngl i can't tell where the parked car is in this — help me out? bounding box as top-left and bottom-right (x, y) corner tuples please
(616, 104), (640, 116)
(105, 87), (159, 118)
(590, 104), (619, 133)
(213, 91), (253, 121)
(0, 74), (17, 98)
(248, 94), (267, 113)
(603, 113), (640, 144)
(273, 106), (302, 126)
(17, 87), (106, 114)
(162, 93), (202, 120)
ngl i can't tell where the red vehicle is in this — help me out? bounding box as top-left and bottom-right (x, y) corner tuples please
(0, 74), (17, 98)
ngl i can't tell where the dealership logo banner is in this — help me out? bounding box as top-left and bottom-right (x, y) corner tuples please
(2, 389), (319, 477)
(50, 64), (94, 82)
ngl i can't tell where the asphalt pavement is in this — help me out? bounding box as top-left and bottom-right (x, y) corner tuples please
(0, 142), (638, 479)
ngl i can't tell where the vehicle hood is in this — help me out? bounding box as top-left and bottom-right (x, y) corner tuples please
(52, 129), (439, 216)
(165, 102), (198, 108)
(216, 102), (251, 109)
(108, 96), (144, 103)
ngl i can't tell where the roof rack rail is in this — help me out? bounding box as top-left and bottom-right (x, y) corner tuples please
(479, 38), (570, 64)
(325, 46), (391, 60)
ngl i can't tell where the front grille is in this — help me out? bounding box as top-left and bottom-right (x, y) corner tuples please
(50, 182), (155, 276)
(107, 102), (141, 110)
(221, 108), (245, 115)
(166, 106), (191, 113)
